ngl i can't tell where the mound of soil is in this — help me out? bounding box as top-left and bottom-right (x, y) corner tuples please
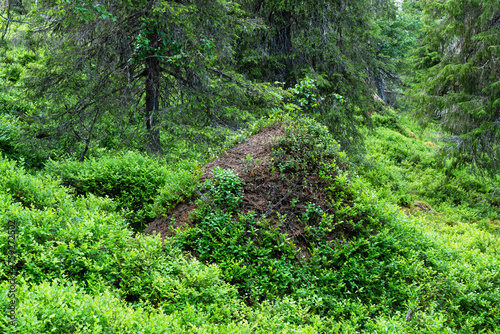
(146, 124), (283, 237)
(145, 123), (351, 255)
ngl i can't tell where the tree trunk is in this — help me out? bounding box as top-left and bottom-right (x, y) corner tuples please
(144, 32), (162, 154)
(376, 69), (386, 103)
(270, 10), (293, 87)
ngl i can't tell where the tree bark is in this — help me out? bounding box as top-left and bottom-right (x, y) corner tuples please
(376, 68), (386, 103)
(144, 32), (162, 154)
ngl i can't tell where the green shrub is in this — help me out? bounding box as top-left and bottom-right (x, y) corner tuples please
(0, 90), (36, 116)
(44, 151), (177, 229)
(359, 117), (499, 224)
(288, 77), (318, 113)
(1, 63), (23, 82)
(0, 156), (69, 210)
(204, 167), (243, 211)
(152, 161), (201, 216)
(275, 116), (348, 173)
(0, 157), (245, 324)
(0, 281), (321, 333)
(176, 210), (299, 302)
(0, 115), (23, 160)
(371, 109), (401, 131)
(18, 52), (37, 66)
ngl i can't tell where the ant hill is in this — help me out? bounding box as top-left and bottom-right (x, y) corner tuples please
(146, 117), (382, 261)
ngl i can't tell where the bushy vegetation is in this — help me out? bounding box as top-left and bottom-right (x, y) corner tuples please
(172, 115), (500, 332)
(359, 108), (500, 228)
(44, 151), (200, 230)
(2, 107), (500, 332)
(0, 156), (287, 333)
(1, 0), (500, 332)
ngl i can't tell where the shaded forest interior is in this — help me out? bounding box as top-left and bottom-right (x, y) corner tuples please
(1, 0), (500, 333)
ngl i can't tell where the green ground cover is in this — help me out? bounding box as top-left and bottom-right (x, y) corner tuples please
(1, 111), (499, 333)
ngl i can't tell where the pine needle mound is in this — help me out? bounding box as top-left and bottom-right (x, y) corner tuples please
(147, 123), (285, 238)
(145, 117), (387, 303)
(147, 119), (371, 257)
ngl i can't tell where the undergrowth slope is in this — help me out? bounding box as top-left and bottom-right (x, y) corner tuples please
(1, 112), (499, 333)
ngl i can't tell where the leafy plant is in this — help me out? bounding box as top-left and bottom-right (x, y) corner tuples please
(152, 162), (202, 216)
(45, 151), (173, 230)
(301, 202), (323, 223)
(289, 77), (318, 113)
(203, 167), (244, 212)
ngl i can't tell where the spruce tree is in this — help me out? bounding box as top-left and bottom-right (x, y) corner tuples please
(235, 0), (381, 151)
(415, 0), (500, 172)
(23, 0), (236, 157)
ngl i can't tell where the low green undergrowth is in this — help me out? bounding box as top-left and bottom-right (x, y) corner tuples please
(0, 281), (323, 334)
(359, 109), (500, 228)
(171, 115), (500, 332)
(0, 155), (322, 333)
(1, 112), (500, 333)
(0, 156), (250, 332)
(44, 151), (200, 230)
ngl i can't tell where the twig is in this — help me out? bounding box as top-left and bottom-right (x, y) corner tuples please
(263, 182), (299, 218)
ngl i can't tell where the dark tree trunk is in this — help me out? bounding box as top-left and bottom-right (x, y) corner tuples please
(144, 32), (162, 154)
(269, 10), (293, 87)
(376, 69), (386, 103)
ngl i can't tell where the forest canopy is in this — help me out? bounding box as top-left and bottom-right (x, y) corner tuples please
(1, 0), (497, 172)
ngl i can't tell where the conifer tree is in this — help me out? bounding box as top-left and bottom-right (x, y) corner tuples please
(416, 0), (500, 171)
(24, 0), (235, 157)
(235, 0), (380, 151)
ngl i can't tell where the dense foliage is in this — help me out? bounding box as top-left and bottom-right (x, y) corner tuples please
(44, 152), (200, 229)
(1, 0), (500, 333)
(2, 112), (499, 332)
(413, 0), (500, 172)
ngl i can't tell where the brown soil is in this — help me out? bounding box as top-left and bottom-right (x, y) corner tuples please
(145, 122), (354, 256)
(145, 123), (284, 238)
(199, 123), (285, 182)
